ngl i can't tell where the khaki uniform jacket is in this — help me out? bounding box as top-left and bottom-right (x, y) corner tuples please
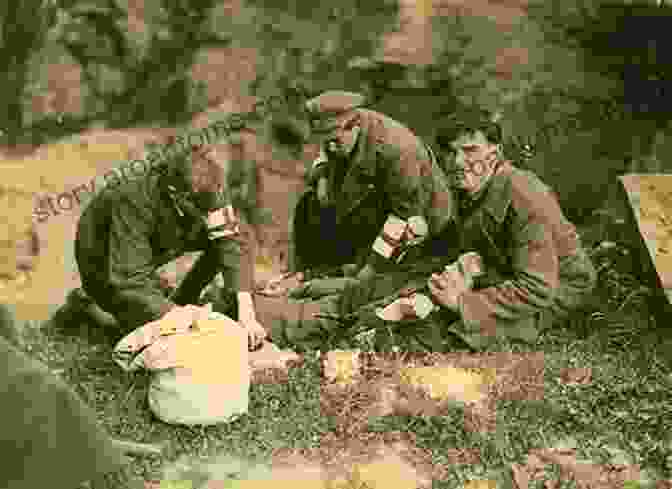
(290, 108), (454, 272)
(75, 165), (255, 327)
(274, 160), (596, 351)
(447, 161), (597, 346)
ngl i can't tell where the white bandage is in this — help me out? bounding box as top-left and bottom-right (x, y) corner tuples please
(371, 214), (429, 260)
(372, 215), (407, 259)
(407, 215), (429, 237)
(442, 252), (485, 290)
(375, 293), (435, 321)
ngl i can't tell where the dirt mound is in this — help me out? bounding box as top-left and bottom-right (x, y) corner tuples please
(511, 445), (643, 489)
(318, 351), (545, 436)
(271, 431), (437, 489)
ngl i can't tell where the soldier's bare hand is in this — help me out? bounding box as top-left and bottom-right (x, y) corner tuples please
(427, 268), (467, 311)
(429, 267), (466, 290)
(240, 318), (267, 351)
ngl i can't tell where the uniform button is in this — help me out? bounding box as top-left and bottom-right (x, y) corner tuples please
(368, 184), (375, 189)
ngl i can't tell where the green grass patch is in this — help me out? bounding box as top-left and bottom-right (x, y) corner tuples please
(14, 222), (672, 487)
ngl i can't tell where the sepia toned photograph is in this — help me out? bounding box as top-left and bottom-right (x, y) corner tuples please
(1, 0), (671, 488)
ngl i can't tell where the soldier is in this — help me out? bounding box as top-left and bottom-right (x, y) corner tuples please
(417, 109), (598, 349)
(52, 142), (267, 350)
(263, 109), (597, 352)
(289, 90), (454, 282)
(259, 91), (463, 351)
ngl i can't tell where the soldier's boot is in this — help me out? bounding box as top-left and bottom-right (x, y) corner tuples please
(49, 288), (119, 339)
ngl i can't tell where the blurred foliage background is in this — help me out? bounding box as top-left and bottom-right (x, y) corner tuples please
(1, 0), (672, 222)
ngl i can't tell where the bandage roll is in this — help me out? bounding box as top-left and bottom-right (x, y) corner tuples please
(372, 215), (410, 258)
(407, 215), (429, 237)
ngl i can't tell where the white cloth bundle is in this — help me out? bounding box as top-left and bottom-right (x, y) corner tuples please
(114, 308), (250, 426)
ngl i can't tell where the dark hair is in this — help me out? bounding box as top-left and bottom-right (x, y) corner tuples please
(434, 109), (503, 149)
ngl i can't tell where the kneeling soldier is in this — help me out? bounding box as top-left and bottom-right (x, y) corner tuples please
(54, 142), (266, 349)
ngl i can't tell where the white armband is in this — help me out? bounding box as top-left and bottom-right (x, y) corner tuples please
(207, 205), (240, 240)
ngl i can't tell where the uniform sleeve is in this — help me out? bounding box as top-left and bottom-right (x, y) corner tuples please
(360, 143), (433, 273)
(212, 214), (257, 293)
(234, 219), (256, 292)
(381, 143), (432, 221)
(457, 202), (560, 339)
(106, 194), (175, 322)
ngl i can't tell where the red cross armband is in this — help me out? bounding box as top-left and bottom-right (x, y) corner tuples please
(207, 205), (240, 240)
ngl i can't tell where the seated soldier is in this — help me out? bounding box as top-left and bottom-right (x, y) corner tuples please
(419, 109), (597, 349)
(261, 109), (597, 352)
(52, 143), (266, 350)
(289, 90), (453, 282)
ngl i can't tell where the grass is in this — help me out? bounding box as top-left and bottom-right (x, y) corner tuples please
(21, 322), (329, 484)
(13, 214), (672, 488)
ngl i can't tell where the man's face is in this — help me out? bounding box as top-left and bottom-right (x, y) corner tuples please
(189, 146), (226, 211)
(444, 130), (500, 194)
(314, 123), (360, 159)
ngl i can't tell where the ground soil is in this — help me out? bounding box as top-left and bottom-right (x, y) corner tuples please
(243, 349), (650, 489)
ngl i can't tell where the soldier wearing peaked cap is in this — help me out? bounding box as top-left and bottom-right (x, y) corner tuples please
(262, 90), (461, 351)
(303, 91), (368, 134)
(265, 105), (596, 353)
(290, 90), (455, 280)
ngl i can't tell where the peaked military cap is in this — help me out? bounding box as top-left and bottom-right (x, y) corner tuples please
(305, 91), (366, 133)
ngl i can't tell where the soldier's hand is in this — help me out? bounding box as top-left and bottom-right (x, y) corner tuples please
(427, 268), (468, 312)
(239, 318), (267, 351)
